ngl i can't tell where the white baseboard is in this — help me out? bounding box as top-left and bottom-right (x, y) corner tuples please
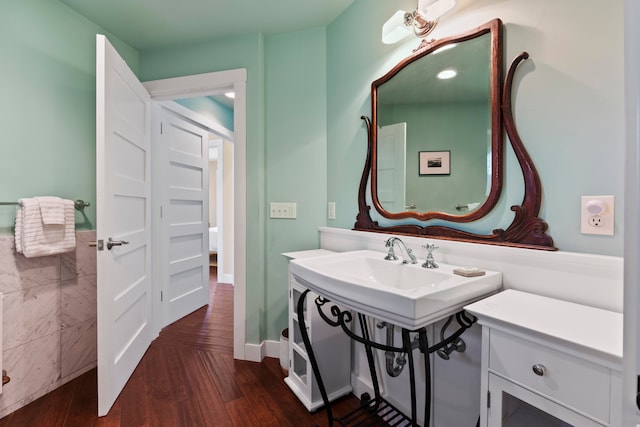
(264, 339), (280, 358)
(244, 339), (280, 362)
(219, 273), (234, 284)
(351, 373), (374, 401)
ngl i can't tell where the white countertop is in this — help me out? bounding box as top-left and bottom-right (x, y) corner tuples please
(282, 249), (335, 260)
(465, 289), (622, 368)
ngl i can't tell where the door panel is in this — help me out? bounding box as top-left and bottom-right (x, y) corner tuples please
(378, 122), (407, 211)
(96, 35), (153, 416)
(160, 107), (210, 326)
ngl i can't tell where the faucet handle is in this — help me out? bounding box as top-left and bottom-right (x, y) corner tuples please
(422, 243), (439, 253)
(384, 239), (398, 260)
(421, 244), (439, 268)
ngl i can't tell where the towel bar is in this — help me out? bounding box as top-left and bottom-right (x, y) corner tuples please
(0, 199), (91, 211)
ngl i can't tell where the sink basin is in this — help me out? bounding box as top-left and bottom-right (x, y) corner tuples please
(289, 250), (502, 330)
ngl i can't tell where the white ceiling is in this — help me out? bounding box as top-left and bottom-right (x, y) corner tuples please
(59, 0), (355, 50)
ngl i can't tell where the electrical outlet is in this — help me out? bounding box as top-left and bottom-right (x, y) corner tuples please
(581, 195), (614, 235)
(588, 216), (605, 227)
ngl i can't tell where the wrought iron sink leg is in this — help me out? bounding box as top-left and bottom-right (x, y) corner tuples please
(297, 289), (334, 426)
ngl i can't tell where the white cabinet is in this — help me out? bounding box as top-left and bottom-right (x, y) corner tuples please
(282, 251), (352, 411)
(465, 290), (622, 427)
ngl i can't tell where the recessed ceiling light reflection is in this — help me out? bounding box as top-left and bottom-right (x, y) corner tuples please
(433, 43), (457, 54)
(437, 69), (457, 79)
(224, 92), (235, 99)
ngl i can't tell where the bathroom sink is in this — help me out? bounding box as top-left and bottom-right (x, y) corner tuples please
(289, 250), (502, 330)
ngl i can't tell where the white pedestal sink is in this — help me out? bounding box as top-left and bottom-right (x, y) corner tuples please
(290, 250), (502, 330)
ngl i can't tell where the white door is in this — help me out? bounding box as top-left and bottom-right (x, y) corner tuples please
(377, 123), (407, 211)
(157, 105), (210, 326)
(96, 35), (153, 416)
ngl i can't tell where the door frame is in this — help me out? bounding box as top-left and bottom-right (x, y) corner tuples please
(624, 0), (640, 423)
(143, 69), (248, 360)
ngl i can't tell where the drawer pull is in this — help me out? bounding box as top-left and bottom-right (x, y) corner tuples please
(532, 364), (546, 376)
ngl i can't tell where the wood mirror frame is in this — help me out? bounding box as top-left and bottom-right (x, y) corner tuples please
(354, 19), (556, 250)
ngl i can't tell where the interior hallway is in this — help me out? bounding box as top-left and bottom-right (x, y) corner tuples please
(0, 270), (360, 426)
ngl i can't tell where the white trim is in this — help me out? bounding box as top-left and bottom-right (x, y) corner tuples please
(143, 68), (248, 361)
(219, 273), (234, 284)
(143, 70), (247, 100)
(232, 79), (247, 360)
(244, 339), (280, 363)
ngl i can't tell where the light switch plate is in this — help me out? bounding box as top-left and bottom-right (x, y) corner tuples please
(270, 202), (297, 219)
(328, 202), (336, 220)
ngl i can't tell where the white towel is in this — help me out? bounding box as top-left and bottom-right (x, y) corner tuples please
(15, 198), (76, 258)
(35, 196), (65, 225)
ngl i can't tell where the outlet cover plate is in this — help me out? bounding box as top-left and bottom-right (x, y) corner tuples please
(580, 195), (614, 235)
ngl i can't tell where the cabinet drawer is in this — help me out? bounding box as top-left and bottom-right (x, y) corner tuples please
(489, 329), (610, 423)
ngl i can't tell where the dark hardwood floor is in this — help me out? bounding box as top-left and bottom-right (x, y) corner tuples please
(0, 270), (361, 426)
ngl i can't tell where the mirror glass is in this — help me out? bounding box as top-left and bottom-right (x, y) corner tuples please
(376, 35), (491, 215)
(371, 21), (502, 222)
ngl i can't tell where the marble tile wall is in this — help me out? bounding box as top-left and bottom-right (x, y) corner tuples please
(0, 231), (97, 418)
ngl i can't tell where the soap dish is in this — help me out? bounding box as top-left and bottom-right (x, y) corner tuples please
(453, 267), (486, 277)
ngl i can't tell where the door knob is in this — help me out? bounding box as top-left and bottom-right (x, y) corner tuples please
(107, 238), (129, 250)
(532, 364), (546, 376)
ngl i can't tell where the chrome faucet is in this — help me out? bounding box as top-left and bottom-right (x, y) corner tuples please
(422, 244), (439, 269)
(385, 237), (417, 264)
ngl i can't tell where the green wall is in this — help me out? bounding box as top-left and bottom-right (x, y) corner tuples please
(175, 96), (234, 131)
(0, 0), (138, 234)
(264, 27), (328, 342)
(380, 102), (489, 214)
(327, 0), (625, 256)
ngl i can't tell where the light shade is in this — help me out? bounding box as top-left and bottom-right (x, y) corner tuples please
(382, 10), (412, 44)
(421, 0), (455, 21)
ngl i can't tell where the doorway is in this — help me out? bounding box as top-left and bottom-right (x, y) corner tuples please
(143, 69), (248, 360)
(208, 136), (234, 285)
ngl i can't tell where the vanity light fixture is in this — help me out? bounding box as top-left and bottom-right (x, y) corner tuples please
(382, 0), (456, 44)
(437, 68), (457, 79)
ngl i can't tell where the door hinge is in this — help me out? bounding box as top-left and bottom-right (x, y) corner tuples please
(160, 205), (163, 218)
(160, 291), (163, 302)
(487, 390), (491, 408)
(160, 122), (163, 134)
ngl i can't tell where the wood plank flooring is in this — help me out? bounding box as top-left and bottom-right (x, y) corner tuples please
(0, 271), (361, 427)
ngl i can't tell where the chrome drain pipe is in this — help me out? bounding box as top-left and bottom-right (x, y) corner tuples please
(377, 322), (406, 377)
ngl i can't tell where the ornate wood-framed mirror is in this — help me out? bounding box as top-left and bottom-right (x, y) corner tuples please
(355, 19), (556, 250)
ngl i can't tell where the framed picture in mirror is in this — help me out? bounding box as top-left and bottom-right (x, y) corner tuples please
(419, 151), (450, 175)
